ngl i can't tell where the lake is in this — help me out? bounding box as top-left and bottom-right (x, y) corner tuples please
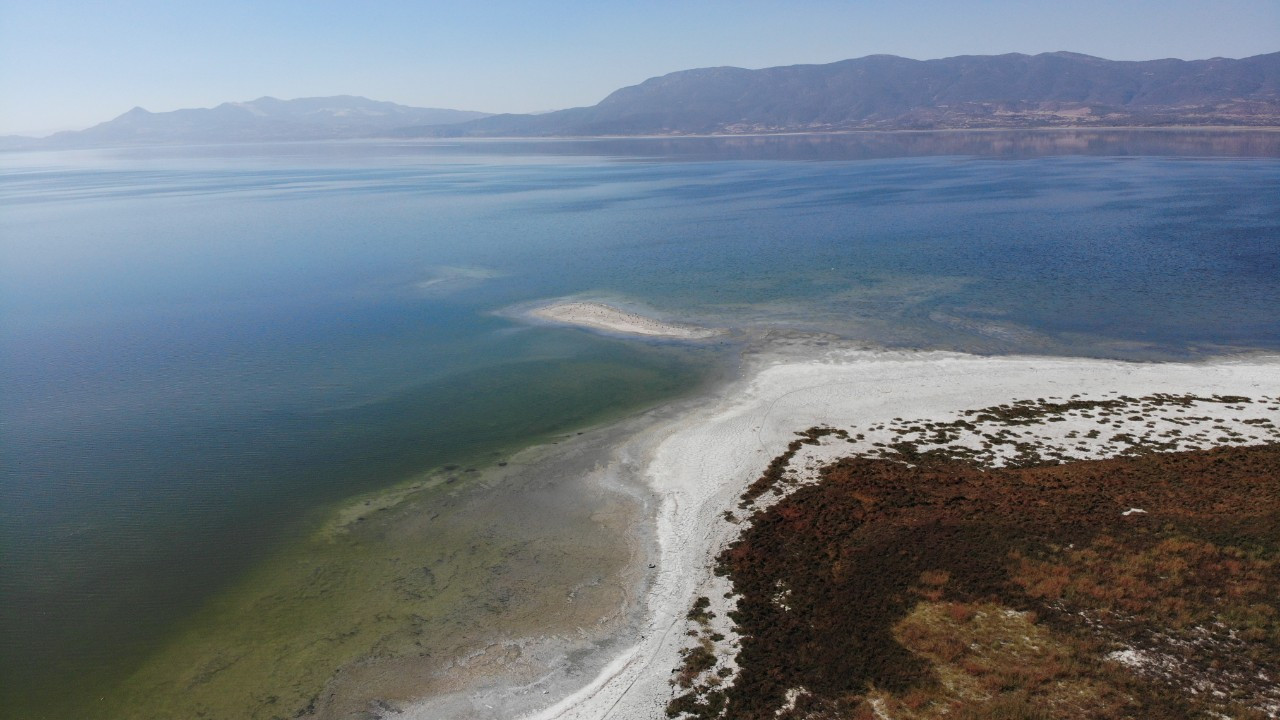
(2, 130), (1278, 718)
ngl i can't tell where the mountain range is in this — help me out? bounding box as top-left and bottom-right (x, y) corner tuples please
(414, 51), (1280, 137)
(7, 51), (1279, 149)
(2, 96), (488, 149)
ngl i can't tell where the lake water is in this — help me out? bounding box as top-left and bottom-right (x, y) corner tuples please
(2, 131), (1278, 718)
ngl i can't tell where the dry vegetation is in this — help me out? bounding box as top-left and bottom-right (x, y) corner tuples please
(666, 394), (1280, 720)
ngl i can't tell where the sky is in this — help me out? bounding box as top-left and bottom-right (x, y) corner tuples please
(1, 0), (1277, 136)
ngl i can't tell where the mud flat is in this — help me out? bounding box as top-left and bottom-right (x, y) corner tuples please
(503, 346), (1279, 720)
(526, 301), (724, 340)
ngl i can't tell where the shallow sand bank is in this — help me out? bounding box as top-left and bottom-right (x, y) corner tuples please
(526, 302), (723, 339)
(504, 347), (1279, 720)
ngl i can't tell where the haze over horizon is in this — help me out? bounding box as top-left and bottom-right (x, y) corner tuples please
(2, 0), (1277, 137)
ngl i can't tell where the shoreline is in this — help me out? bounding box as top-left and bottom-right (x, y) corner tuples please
(389, 126), (1280, 142)
(483, 344), (1280, 720)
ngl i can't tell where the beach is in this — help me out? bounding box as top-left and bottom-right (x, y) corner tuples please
(432, 343), (1280, 720)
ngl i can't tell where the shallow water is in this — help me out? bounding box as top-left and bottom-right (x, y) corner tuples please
(1, 131), (1278, 717)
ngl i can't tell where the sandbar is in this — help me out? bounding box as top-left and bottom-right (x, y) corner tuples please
(526, 301), (723, 339)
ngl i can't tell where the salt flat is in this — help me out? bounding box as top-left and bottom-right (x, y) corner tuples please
(509, 347), (1279, 720)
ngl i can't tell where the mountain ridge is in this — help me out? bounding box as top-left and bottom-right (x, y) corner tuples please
(4, 96), (490, 149)
(410, 50), (1280, 137)
(7, 51), (1279, 149)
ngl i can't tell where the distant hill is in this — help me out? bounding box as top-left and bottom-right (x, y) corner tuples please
(406, 51), (1280, 137)
(20, 96), (489, 148)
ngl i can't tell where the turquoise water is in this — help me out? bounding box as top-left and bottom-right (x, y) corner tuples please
(2, 132), (1278, 716)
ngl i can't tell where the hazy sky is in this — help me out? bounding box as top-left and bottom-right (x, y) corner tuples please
(2, 0), (1277, 136)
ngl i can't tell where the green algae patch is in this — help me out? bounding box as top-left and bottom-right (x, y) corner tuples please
(97, 480), (485, 719)
(94, 451), (639, 720)
(64, 337), (721, 720)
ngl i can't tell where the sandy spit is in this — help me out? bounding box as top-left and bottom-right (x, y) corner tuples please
(526, 302), (723, 339)
(514, 348), (1280, 720)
